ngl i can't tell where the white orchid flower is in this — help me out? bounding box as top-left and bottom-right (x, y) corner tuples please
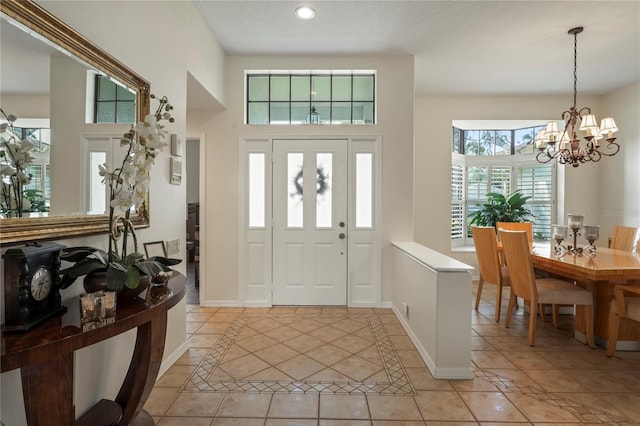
(16, 170), (31, 184)
(0, 164), (16, 176)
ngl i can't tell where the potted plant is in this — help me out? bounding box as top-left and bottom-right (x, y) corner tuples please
(468, 189), (534, 228)
(60, 245), (180, 292)
(59, 94), (180, 294)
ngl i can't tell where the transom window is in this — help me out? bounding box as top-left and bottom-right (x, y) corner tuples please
(94, 75), (136, 124)
(451, 123), (555, 247)
(246, 71), (376, 125)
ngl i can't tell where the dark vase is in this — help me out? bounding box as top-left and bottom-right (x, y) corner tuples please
(83, 270), (150, 302)
(83, 270), (109, 293)
(117, 275), (150, 302)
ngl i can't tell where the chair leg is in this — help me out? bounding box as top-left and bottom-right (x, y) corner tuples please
(606, 311), (620, 357)
(551, 304), (559, 328)
(495, 283), (503, 322)
(584, 304), (595, 349)
(538, 303), (545, 322)
(505, 293), (517, 328)
(475, 277), (484, 310)
(528, 303), (537, 346)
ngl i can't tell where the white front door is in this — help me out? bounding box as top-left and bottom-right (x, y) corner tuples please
(272, 139), (348, 305)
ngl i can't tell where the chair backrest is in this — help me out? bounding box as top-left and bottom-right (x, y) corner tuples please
(498, 229), (537, 302)
(471, 226), (503, 285)
(496, 221), (533, 243)
(610, 226), (640, 253)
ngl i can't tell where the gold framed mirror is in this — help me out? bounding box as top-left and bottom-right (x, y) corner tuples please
(0, 0), (151, 245)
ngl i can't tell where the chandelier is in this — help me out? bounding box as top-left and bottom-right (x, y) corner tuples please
(535, 27), (620, 167)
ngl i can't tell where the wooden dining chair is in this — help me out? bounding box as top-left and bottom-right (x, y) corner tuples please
(499, 229), (595, 347)
(607, 284), (640, 357)
(496, 221), (533, 244)
(610, 225), (640, 253)
(472, 226), (511, 321)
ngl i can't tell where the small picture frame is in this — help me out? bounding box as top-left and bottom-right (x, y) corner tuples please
(170, 157), (182, 185)
(170, 134), (182, 157)
(144, 240), (167, 258)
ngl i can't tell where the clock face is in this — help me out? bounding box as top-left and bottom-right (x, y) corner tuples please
(30, 266), (52, 302)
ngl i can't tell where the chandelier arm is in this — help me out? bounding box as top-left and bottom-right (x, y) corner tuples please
(597, 142), (621, 157)
(536, 151), (556, 163)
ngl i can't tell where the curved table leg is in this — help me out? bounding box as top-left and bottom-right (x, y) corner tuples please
(115, 313), (168, 425)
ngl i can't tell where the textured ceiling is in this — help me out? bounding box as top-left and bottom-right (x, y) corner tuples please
(193, 0), (640, 97)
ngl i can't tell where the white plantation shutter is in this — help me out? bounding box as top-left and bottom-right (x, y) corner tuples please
(451, 161), (465, 242)
(517, 163), (554, 240)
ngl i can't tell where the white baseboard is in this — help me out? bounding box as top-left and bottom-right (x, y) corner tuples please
(157, 341), (189, 380)
(380, 301), (393, 309)
(200, 300), (241, 307)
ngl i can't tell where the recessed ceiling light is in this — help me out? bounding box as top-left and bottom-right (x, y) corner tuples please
(294, 6), (316, 20)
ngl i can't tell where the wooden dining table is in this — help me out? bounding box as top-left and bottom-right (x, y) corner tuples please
(530, 243), (640, 346)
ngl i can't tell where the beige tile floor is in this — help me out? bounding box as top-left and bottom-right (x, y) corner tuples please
(146, 283), (640, 425)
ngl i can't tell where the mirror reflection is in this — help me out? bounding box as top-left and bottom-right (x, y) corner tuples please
(1, 17), (137, 218)
(0, 0), (151, 244)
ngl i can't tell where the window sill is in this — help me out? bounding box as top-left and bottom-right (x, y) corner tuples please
(451, 245), (475, 253)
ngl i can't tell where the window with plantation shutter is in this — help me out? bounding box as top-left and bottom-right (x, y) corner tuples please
(451, 123), (556, 247)
(517, 164), (553, 240)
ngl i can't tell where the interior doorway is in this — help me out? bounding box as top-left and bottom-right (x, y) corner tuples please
(185, 136), (201, 305)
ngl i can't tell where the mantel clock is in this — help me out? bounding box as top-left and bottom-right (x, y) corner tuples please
(2, 242), (67, 332)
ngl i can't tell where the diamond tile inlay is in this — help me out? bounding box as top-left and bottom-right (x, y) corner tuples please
(181, 311), (416, 395)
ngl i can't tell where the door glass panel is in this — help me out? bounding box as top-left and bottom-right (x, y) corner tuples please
(355, 153), (373, 228)
(316, 153), (332, 228)
(287, 152), (304, 228)
(248, 153), (265, 227)
(89, 152), (107, 214)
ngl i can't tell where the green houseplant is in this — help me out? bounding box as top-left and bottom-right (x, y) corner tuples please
(59, 94), (180, 293)
(468, 190), (534, 228)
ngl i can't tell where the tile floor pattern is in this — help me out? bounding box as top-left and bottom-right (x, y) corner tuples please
(146, 283), (640, 425)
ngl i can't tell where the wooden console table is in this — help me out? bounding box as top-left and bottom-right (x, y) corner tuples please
(1, 273), (186, 426)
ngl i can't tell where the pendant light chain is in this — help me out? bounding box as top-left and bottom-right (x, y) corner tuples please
(573, 30), (578, 109)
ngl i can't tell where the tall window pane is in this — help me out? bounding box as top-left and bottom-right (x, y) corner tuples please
(316, 153), (332, 228)
(356, 153), (373, 228)
(248, 153), (265, 227)
(89, 152), (107, 214)
(287, 153), (304, 228)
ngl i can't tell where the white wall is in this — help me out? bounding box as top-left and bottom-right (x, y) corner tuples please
(599, 81), (640, 236)
(415, 88), (639, 270)
(186, 55), (415, 306)
(1, 1), (225, 424)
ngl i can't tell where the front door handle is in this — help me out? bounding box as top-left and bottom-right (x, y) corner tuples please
(339, 233), (346, 240)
